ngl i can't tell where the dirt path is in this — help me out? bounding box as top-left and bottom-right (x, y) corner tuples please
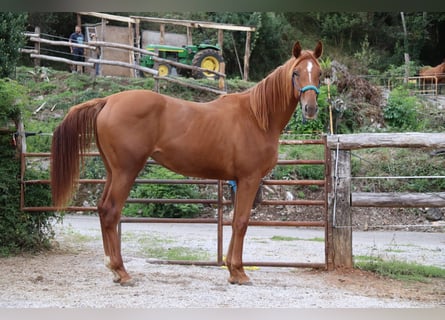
(0, 215), (444, 308)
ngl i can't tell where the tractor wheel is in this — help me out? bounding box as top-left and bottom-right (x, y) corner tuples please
(155, 63), (171, 77)
(192, 49), (224, 79)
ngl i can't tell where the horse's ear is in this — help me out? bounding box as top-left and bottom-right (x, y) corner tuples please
(314, 41), (323, 59)
(293, 41), (302, 59)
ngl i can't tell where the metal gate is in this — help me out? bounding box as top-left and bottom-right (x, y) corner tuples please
(20, 134), (332, 270)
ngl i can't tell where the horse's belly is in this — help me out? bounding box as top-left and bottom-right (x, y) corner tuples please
(151, 147), (231, 180)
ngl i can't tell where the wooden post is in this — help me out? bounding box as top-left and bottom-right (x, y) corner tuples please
(159, 24), (165, 44)
(219, 62), (225, 91)
(243, 31), (251, 81)
(34, 27), (40, 68)
(217, 29), (224, 53)
(128, 21), (134, 77)
(76, 13), (82, 28)
(217, 30), (225, 90)
(186, 27), (192, 45)
(329, 148), (353, 269)
(100, 18), (106, 77)
(324, 136), (334, 271)
(134, 18), (141, 63)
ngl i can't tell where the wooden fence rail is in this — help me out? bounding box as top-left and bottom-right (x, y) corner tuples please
(326, 132), (445, 268)
(22, 30), (227, 94)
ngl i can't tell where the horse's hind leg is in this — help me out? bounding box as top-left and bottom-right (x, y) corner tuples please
(97, 175), (116, 279)
(97, 169), (140, 286)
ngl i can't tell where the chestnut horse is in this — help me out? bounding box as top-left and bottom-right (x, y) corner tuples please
(419, 60), (445, 93)
(51, 41), (323, 286)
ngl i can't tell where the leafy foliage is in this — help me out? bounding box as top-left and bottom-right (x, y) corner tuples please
(383, 86), (421, 130)
(0, 79), (28, 126)
(0, 75), (57, 256)
(273, 143), (325, 181)
(124, 166), (203, 218)
(0, 133), (57, 256)
(0, 12), (27, 78)
(352, 148), (445, 193)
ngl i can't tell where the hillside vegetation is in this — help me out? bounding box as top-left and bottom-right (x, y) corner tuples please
(2, 11), (445, 254)
(19, 65), (445, 195)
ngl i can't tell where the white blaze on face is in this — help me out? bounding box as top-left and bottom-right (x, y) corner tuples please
(306, 61), (313, 83)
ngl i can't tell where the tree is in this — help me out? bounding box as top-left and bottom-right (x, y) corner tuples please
(0, 12), (27, 78)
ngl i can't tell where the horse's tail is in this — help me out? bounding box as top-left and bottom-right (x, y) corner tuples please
(50, 98), (107, 209)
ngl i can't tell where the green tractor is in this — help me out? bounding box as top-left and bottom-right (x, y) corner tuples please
(140, 42), (224, 79)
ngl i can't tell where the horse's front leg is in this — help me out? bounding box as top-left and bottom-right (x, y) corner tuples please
(225, 179), (260, 285)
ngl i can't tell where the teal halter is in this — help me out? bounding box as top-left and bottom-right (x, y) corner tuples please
(292, 71), (320, 96)
(299, 84), (320, 95)
(292, 71), (320, 124)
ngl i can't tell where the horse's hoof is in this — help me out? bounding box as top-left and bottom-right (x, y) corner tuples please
(119, 277), (136, 287)
(228, 277), (253, 286)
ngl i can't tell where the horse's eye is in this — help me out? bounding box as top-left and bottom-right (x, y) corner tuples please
(293, 71), (300, 77)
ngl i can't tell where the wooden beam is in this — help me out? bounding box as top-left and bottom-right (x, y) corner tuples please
(327, 133), (445, 150)
(78, 12), (136, 24)
(352, 192), (445, 207)
(88, 58), (157, 75)
(30, 54), (94, 67)
(130, 15), (256, 32)
(30, 36), (95, 50)
(93, 40), (156, 56)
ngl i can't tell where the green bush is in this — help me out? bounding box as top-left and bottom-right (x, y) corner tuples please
(352, 148), (445, 193)
(273, 143), (325, 180)
(0, 134), (57, 256)
(384, 86), (421, 130)
(0, 78), (57, 256)
(0, 79), (27, 125)
(123, 166), (203, 218)
(0, 13), (27, 78)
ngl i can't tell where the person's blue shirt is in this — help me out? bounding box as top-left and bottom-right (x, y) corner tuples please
(70, 32), (84, 54)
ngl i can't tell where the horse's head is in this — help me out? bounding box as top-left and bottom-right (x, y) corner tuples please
(291, 41), (323, 120)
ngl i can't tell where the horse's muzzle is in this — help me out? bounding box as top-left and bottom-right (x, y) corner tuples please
(303, 103), (318, 120)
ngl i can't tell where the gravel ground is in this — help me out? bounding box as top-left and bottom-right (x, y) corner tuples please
(0, 214), (444, 308)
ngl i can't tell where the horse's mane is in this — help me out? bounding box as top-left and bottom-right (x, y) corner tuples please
(248, 50), (318, 131)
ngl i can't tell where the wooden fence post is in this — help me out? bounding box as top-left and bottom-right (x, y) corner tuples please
(243, 31), (251, 81)
(34, 27), (40, 68)
(329, 148), (353, 269)
(219, 62), (225, 91)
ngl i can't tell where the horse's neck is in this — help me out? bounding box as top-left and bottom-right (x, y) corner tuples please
(269, 96), (300, 135)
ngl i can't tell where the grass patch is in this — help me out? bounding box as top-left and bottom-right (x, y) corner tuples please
(123, 232), (210, 261)
(384, 248), (406, 253)
(144, 246), (210, 261)
(271, 235), (324, 242)
(355, 255), (445, 282)
(61, 226), (99, 243)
